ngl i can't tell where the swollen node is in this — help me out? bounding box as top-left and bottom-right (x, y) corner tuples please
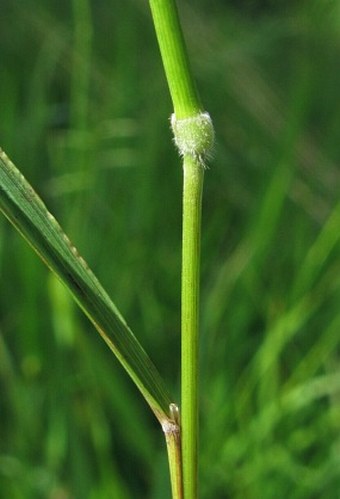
(170, 111), (214, 164)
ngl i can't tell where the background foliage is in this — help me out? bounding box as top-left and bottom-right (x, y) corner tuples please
(1, 0), (340, 497)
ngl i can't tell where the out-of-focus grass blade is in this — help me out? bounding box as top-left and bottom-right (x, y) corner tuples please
(0, 148), (172, 423)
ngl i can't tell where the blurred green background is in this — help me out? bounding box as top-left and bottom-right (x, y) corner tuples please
(1, 0), (340, 497)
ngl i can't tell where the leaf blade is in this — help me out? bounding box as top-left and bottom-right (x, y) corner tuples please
(0, 148), (172, 423)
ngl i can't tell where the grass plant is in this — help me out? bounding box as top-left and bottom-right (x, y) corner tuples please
(0, 1), (212, 497)
(1, 1), (340, 498)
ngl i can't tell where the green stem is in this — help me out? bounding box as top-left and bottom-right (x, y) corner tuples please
(181, 156), (204, 499)
(149, 0), (201, 118)
(148, 1), (214, 498)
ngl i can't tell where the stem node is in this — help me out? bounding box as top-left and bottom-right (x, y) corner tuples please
(171, 112), (214, 165)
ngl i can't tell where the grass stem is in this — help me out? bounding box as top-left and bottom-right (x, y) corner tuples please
(149, 0), (201, 118)
(181, 155), (204, 498)
(148, 1), (214, 497)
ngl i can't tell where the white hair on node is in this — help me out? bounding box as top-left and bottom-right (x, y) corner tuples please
(162, 419), (180, 435)
(171, 111), (214, 164)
